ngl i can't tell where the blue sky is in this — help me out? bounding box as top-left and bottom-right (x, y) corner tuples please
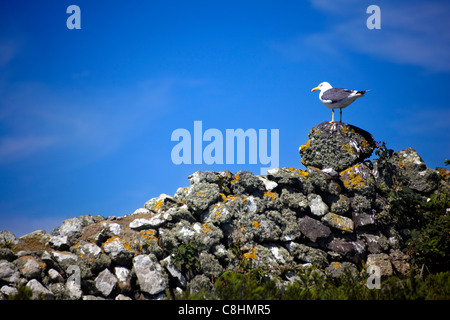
(1, 0), (449, 236)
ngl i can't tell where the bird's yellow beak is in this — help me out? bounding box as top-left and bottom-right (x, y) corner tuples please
(311, 87), (319, 92)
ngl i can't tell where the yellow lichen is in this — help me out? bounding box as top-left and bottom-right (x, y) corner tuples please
(219, 193), (227, 202)
(153, 199), (163, 211)
(342, 127), (349, 134)
(203, 223), (212, 233)
(340, 165), (365, 189)
(300, 139), (311, 152)
(252, 220), (259, 228)
(341, 143), (354, 154)
(231, 174), (240, 184)
(263, 191), (277, 202)
(243, 247), (257, 260)
(332, 261), (341, 269)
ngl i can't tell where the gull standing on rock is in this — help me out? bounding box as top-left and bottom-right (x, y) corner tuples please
(311, 82), (369, 123)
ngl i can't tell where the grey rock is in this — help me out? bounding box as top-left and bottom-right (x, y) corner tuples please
(366, 253), (393, 278)
(95, 268), (117, 297)
(184, 183), (220, 214)
(321, 212), (354, 233)
(266, 167), (314, 194)
(0, 261), (20, 284)
(102, 236), (134, 266)
(15, 255), (45, 279)
(0, 231), (19, 246)
(308, 194), (329, 217)
(390, 148), (439, 193)
(161, 256), (186, 288)
(199, 253), (223, 278)
(326, 238), (366, 264)
(299, 121), (375, 172)
(26, 279), (54, 300)
(327, 261), (358, 278)
(297, 216), (331, 242)
(0, 248), (17, 262)
(114, 266), (132, 293)
(66, 279), (82, 300)
(286, 242), (328, 267)
(352, 211), (377, 231)
(230, 171), (266, 195)
(133, 255), (168, 296)
(1, 285), (18, 298)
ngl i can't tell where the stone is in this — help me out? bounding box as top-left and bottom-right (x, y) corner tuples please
(389, 250), (410, 276)
(161, 256), (186, 288)
(0, 231), (20, 246)
(321, 212), (354, 233)
(266, 167), (314, 194)
(95, 268), (117, 297)
(366, 253), (393, 278)
(297, 216), (331, 242)
(133, 255), (168, 296)
(114, 267), (132, 293)
(66, 279), (82, 300)
(339, 163), (375, 195)
(184, 183), (221, 214)
(199, 253), (223, 278)
(308, 194), (329, 217)
(326, 238), (366, 264)
(15, 255), (45, 279)
(286, 242), (328, 267)
(144, 193), (179, 214)
(52, 215), (98, 243)
(26, 279), (54, 300)
(229, 171), (266, 195)
(0, 261), (20, 284)
(0, 248), (17, 262)
(327, 261), (358, 278)
(352, 211), (376, 230)
(1, 285), (18, 298)
(390, 148), (439, 193)
(299, 121), (375, 172)
(48, 269), (64, 283)
(102, 236), (135, 266)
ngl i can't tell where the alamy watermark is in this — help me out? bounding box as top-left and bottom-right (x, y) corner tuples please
(171, 121), (279, 175)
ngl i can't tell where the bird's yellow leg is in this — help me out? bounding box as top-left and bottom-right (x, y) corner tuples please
(331, 109), (335, 123)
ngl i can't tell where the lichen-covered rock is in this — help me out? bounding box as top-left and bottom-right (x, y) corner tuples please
(389, 148), (439, 193)
(102, 236), (135, 266)
(299, 122), (375, 172)
(14, 255), (45, 280)
(321, 212), (354, 233)
(366, 253), (393, 278)
(183, 183), (221, 215)
(339, 163), (375, 195)
(286, 242), (328, 267)
(26, 279), (55, 300)
(266, 167), (314, 194)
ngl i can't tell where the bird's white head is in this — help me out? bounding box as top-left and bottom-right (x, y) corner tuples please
(311, 82), (332, 92)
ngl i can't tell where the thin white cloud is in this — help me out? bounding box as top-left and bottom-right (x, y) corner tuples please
(282, 0), (450, 72)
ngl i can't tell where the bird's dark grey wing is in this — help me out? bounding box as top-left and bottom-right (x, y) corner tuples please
(321, 88), (355, 103)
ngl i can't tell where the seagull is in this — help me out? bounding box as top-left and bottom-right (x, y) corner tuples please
(311, 82), (368, 122)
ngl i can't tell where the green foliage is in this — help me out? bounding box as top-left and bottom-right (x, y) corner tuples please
(383, 182), (423, 228)
(171, 241), (204, 279)
(374, 141), (394, 161)
(406, 191), (450, 272)
(7, 285), (33, 300)
(177, 267), (450, 300)
(445, 159), (450, 166)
